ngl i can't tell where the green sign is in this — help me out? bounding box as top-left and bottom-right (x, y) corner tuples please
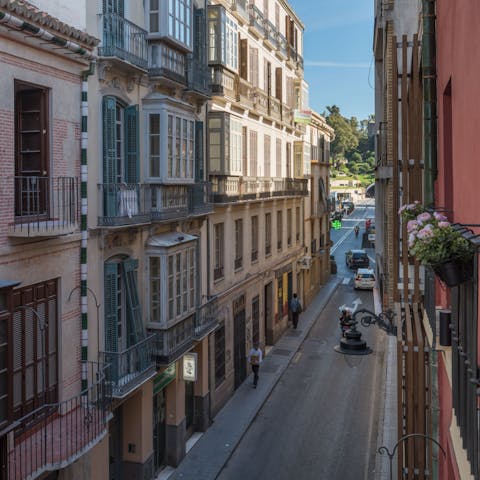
(153, 364), (176, 394)
(331, 220), (342, 230)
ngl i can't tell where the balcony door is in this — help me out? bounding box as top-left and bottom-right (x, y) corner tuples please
(14, 82), (49, 218)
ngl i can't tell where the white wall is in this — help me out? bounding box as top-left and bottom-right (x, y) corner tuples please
(28, 0), (87, 31)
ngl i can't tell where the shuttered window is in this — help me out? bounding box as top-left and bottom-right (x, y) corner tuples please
(235, 219), (243, 270)
(276, 138), (282, 177)
(239, 38), (248, 80)
(287, 208), (292, 247)
(275, 68), (282, 101)
(265, 213), (272, 256)
(249, 47), (259, 87)
(251, 215), (259, 262)
(249, 131), (258, 177)
(214, 323), (225, 387)
(264, 134), (271, 177)
(277, 210), (283, 251)
(11, 280), (58, 421)
(214, 223), (225, 280)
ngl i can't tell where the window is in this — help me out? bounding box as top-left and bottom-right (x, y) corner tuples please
(250, 131), (258, 177)
(208, 6), (238, 71)
(149, 246), (196, 323)
(251, 215), (259, 262)
(104, 258), (144, 353)
(264, 135), (271, 177)
(12, 280), (58, 420)
(208, 112), (243, 175)
(242, 126), (248, 175)
(214, 323), (226, 387)
(286, 142), (292, 177)
(249, 47), (259, 87)
(276, 138), (282, 177)
(15, 82), (49, 218)
(252, 296), (260, 346)
(277, 210), (283, 251)
(103, 97), (139, 217)
(235, 219), (243, 270)
(287, 209), (292, 247)
(265, 213), (272, 256)
(149, 0), (192, 49)
(148, 111), (194, 180)
(296, 206), (301, 242)
(264, 59), (271, 95)
(214, 223), (225, 280)
(239, 38), (248, 80)
(149, 44), (186, 77)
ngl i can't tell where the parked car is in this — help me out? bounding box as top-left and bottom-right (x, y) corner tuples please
(354, 268), (376, 290)
(330, 211), (343, 222)
(345, 249), (370, 270)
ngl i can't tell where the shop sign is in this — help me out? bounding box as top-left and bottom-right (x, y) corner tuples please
(183, 353), (198, 382)
(153, 364), (176, 394)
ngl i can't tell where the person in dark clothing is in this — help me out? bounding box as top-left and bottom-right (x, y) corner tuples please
(290, 293), (302, 329)
(247, 342), (263, 388)
(339, 309), (353, 337)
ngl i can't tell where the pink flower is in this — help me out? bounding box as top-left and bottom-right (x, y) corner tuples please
(416, 212), (432, 225)
(398, 205), (407, 214)
(433, 212), (448, 222)
(438, 221), (450, 228)
(407, 220), (419, 232)
(408, 233), (417, 248)
(417, 224), (434, 240)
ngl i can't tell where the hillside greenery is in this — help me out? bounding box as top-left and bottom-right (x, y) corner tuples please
(324, 105), (375, 186)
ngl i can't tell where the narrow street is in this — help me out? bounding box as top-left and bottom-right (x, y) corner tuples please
(217, 203), (387, 480)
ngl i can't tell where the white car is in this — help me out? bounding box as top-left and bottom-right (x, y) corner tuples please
(354, 268), (375, 290)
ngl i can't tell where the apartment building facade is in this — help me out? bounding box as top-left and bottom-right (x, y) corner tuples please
(205, 0), (313, 415)
(0, 1), (102, 479)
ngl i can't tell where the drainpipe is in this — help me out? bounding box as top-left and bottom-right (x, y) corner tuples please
(0, 10), (96, 60)
(80, 62), (95, 390)
(422, 0), (437, 208)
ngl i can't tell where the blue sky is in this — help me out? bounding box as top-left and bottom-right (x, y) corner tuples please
(289, 0), (374, 121)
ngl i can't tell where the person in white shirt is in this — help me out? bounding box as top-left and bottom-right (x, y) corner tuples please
(247, 342), (263, 388)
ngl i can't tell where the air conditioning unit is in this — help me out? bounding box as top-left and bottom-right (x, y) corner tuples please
(299, 256), (312, 269)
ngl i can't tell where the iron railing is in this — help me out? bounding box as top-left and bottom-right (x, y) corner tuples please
(10, 176), (78, 236)
(211, 176), (308, 203)
(97, 183), (149, 226)
(148, 184), (190, 221)
(277, 31), (288, 58)
(248, 4), (265, 36)
(148, 43), (186, 83)
(194, 299), (219, 339)
(232, 0), (249, 22)
(264, 19), (279, 49)
(99, 13), (148, 69)
(6, 362), (110, 480)
(152, 316), (195, 365)
(186, 56), (210, 96)
(100, 334), (157, 399)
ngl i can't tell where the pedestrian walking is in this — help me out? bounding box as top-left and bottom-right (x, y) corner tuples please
(290, 293), (303, 329)
(247, 342), (263, 388)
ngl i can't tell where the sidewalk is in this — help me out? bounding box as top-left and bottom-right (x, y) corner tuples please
(165, 276), (342, 480)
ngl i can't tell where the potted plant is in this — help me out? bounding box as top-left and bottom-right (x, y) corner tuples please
(399, 204), (475, 286)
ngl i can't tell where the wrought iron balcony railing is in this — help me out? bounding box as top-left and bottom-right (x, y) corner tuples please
(264, 19), (279, 49)
(100, 334), (157, 399)
(194, 299), (219, 339)
(277, 31), (288, 58)
(9, 176), (78, 237)
(99, 13), (148, 69)
(248, 4), (266, 37)
(97, 183), (149, 227)
(211, 176), (308, 203)
(186, 56), (211, 96)
(6, 362), (110, 480)
(148, 184), (190, 221)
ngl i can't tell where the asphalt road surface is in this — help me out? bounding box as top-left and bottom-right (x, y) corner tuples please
(218, 201), (386, 480)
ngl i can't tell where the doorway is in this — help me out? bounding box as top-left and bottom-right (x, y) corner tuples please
(153, 390), (166, 475)
(109, 405), (123, 480)
(185, 379), (195, 437)
(233, 295), (246, 389)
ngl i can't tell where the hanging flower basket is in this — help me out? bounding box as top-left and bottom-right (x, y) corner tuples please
(432, 258), (473, 287)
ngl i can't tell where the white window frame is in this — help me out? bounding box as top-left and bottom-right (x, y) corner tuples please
(144, 102), (195, 182)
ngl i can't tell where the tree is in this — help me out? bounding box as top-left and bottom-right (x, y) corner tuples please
(325, 105), (359, 161)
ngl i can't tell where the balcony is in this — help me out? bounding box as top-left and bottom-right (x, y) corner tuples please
(148, 184), (189, 221)
(210, 66), (237, 100)
(186, 56), (211, 97)
(236, 77), (255, 109)
(248, 4), (265, 38)
(6, 362), (110, 480)
(152, 316), (195, 366)
(98, 13), (148, 70)
(9, 176), (78, 237)
(148, 43), (186, 85)
(100, 334), (157, 399)
(252, 88), (269, 116)
(264, 19), (279, 50)
(211, 176), (308, 203)
(194, 299), (219, 340)
(231, 0), (249, 24)
(269, 97), (282, 122)
(276, 32), (288, 59)
(189, 182), (214, 216)
(97, 183), (150, 227)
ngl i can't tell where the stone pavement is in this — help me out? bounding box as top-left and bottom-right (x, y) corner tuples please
(165, 276), (342, 480)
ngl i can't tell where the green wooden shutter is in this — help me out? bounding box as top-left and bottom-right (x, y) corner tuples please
(124, 105), (139, 184)
(104, 262), (119, 354)
(122, 258), (144, 347)
(103, 96), (118, 217)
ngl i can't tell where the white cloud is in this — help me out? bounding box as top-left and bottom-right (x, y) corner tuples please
(304, 61), (370, 68)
